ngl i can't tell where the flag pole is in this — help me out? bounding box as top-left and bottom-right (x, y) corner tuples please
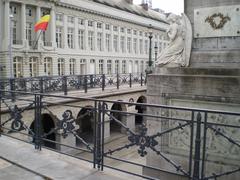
(33, 30), (43, 50)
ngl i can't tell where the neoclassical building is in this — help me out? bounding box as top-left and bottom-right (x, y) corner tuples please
(0, 0), (169, 78)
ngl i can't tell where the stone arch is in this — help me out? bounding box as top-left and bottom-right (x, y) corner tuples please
(135, 96), (147, 125)
(29, 113), (56, 149)
(76, 106), (95, 146)
(110, 101), (127, 134)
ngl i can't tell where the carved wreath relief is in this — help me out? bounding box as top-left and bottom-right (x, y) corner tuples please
(205, 13), (231, 30)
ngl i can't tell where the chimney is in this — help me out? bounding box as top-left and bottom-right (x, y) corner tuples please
(141, 3), (149, 11)
(125, 0), (133, 4)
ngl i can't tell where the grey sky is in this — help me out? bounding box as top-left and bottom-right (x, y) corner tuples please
(133, 0), (184, 15)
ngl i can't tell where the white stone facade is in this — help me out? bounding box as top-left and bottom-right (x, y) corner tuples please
(0, 0), (169, 78)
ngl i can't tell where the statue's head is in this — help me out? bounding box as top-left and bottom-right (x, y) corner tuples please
(167, 13), (179, 24)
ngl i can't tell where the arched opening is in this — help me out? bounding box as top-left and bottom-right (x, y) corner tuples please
(29, 113), (56, 149)
(110, 102), (126, 133)
(76, 106), (94, 146)
(135, 96), (147, 125)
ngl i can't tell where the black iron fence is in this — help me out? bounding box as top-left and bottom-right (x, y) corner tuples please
(0, 73), (146, 98)
(0, 90), (239, 180)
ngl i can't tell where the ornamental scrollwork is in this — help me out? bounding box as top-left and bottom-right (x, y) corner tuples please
(205, 13), (231, 30)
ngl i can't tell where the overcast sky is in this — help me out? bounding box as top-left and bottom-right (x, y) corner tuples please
(133, 0), (184, 15)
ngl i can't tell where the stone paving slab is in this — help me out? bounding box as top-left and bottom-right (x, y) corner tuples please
(0, 135), (143, 180)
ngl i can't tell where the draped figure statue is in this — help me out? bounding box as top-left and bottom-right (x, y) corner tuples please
(156, 13), (192, 67)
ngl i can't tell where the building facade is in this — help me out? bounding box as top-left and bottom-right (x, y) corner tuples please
(0, 0), (169, 78)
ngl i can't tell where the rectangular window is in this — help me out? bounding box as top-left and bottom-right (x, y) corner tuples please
(106, 34), (110, 52)
(133, 30), (137, 35)
(29, 57), (38, 77)
(10, 5), (17, 14)
(69, 59), (76, 75)
(97, 22), (102, 29)
(97, 32), (103, 51)
(113, 26), (118, 31)
(139, 39), (143, 54)
(115, 60), (119, 74)
(127, 37), (131, 53)
(67, 16), (74, 23)
(26, 7), (32, 16)
(80, 59), (86, 75)
(13, 57), (23, 78)
(67, 28), (74, 49)
(56, 13), (63, 22)
(88, 20), (93, 27)
(127, 29), (131, 34)
(140, 61), (144, 73)
(120, 27), (124, 33)
(120, 36), (125, 53)
(122, 60), (126, 74)
(133, 38), (137, 54)
(56, 27), (63, 48)
(26, 23), (32, 46)
(78, 18), (84, 25)
(12, 21), (17, 44)
(113, 35), (118, 52)
(43, 57), (53, 76)
(88, 31), (94, 50)
(145, 39), (148, 54)
(99, 60), (104, 74)
(107, 60), (112, 75)
(78, 30), (84, 50)
(58, 58), (65, 76)
(105, 24), (110, 30)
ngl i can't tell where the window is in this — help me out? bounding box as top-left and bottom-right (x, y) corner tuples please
(145, 40), (148, 54)
(78, 30), (84, 50)
(10, 5), (17, 14)
(43, 57), (53, 76)
(127, 29), (131, 34)
(26, 7), (32, 16)
(57, 58), (65, 76)
(139, 39), (143, 54)
(26, 23), (32, 46)
(106, 34), (111, 52)
(29, 57), (38, 77)
(88, 31), (94, 50)
(69, 59), (76, 75)
(80, 59), (86, 75)
(120, 27), (125, 33)
(159, 42), (162, 52)
(12, 21), (17, 44)
(41, 9), (50, 16)
(99, 60), (104, 74)
(113, 26), (118, 31)
(122, 60), (126, 74)
(139, 31), (143, 36)
(115, 60), (119, 74)
(127, 37), (131, 53)
(78, 18), (84, 25)
(113, 35), (118, 52)
(120, 36), (125, 53)
(88, 20), (93, 27)
(97, 32), (103, 51)
(107, 60), (112, 75)
(133, 38), (137, 54)
(13, 57), (23, 78)
(56, 14), (63, 22)
(67, 28), (74, 49)
(67, 16), (74, 23)
(134, 61), (139, 73)
(133, 30), (137, 35)
(89, 59), (96, 74)
(105, 24), (110, 30)
(56, 27), (63, 48)
(97, 22), (102, 29)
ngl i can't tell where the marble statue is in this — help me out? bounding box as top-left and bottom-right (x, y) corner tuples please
(155, 13), (192, 67)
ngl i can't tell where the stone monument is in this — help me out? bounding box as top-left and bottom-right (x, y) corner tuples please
(145, 0), (240, 179)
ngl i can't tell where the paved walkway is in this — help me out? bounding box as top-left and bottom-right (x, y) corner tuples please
(0, 135), (143, 180)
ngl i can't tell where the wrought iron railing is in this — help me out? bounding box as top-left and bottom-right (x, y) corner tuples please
(0, 90), (239, 180)
(0, 73), (146, 98)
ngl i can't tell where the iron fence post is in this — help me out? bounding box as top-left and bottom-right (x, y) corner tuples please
(101, 101), (105, 171)
(93, 101), (97, 168)
(0, 91), (2, 136)
(201, 112), (208, 179)
(34, 94), (42, 150)
(140, 73), (143, 86)
(40, 77), (44, 93)
(84, 75), (88, 93)
(96, 102), (102, 170)
(90, 75), (94, 88)
(62, 76), (67, 95)
(117, 73), (119, 89)
(193, 112), (202, 179)
(102, 74), (105, 91)
(129, 73), (132, 88)
(10, 78), (15, 101)
(188, 111), (195, 179)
